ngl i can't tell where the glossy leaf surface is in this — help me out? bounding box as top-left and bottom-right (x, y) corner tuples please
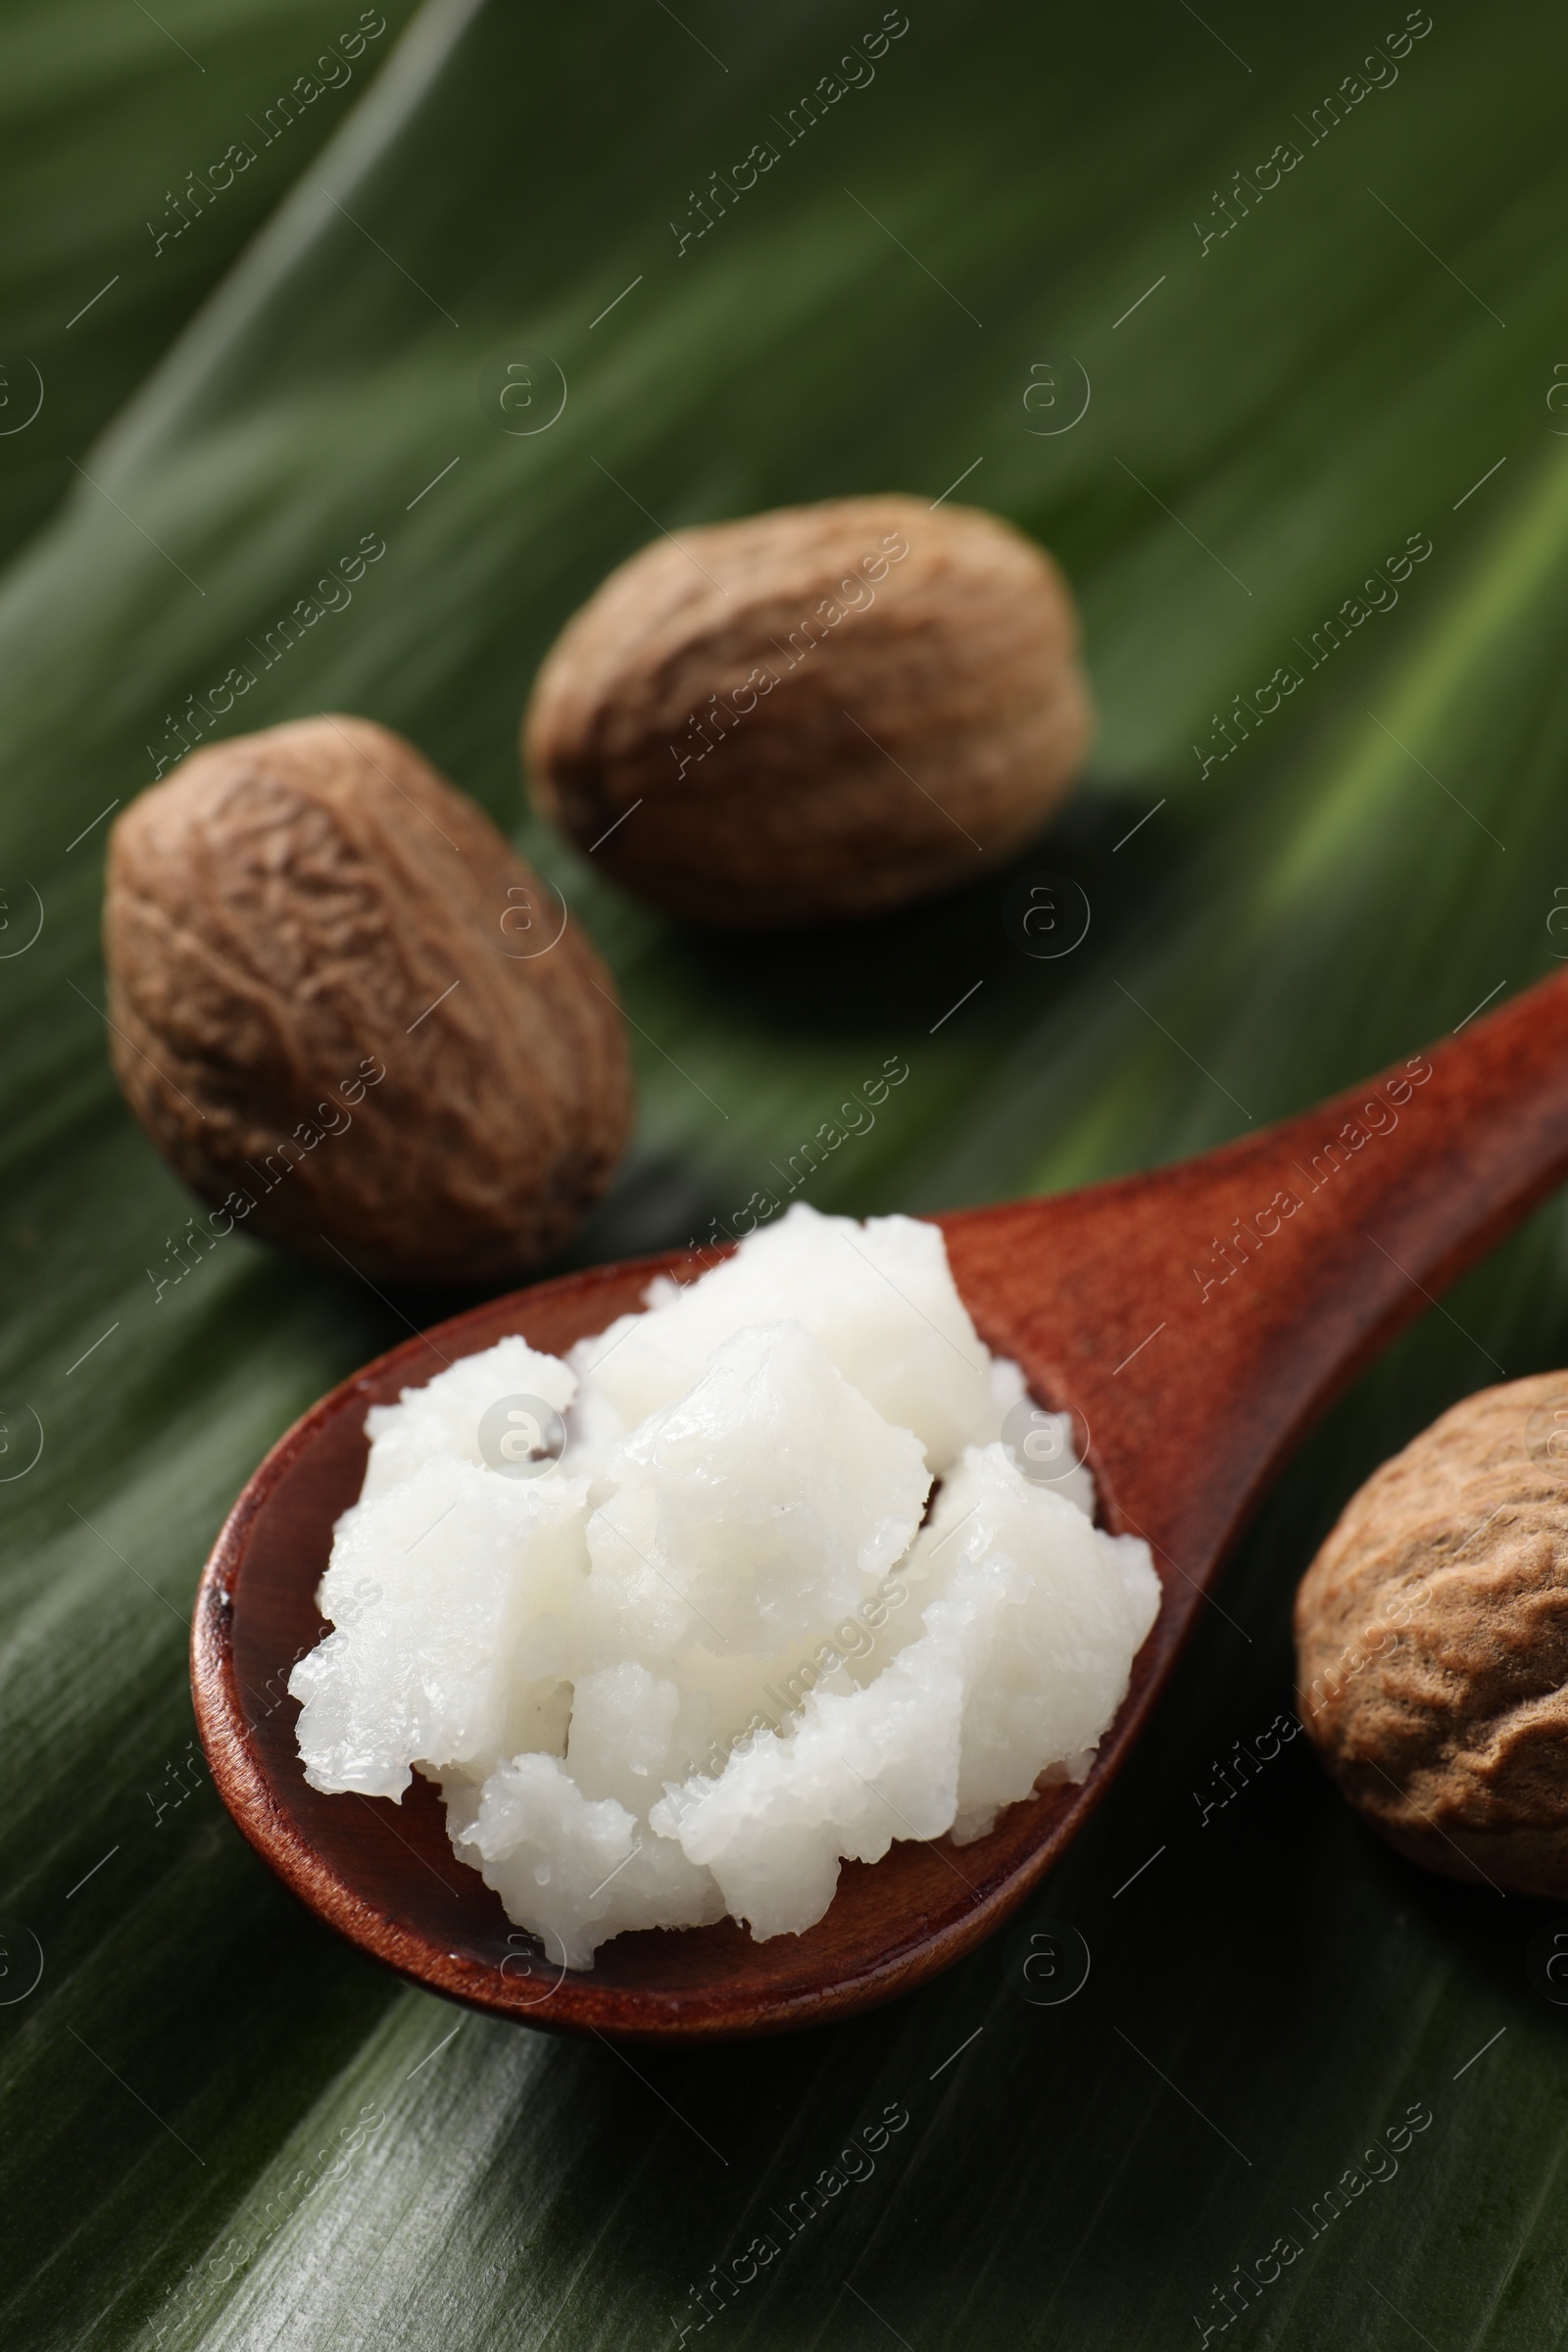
(3, 5), (1567, 2347)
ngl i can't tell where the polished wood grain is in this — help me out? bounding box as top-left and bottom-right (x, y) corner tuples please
(192, 969), (1568, 2041)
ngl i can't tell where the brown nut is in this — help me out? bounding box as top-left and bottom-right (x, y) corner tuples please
(523, 493), (1092, 929)
(104, 715), (633, 1286)
(1295, 1371), (1568, 1892)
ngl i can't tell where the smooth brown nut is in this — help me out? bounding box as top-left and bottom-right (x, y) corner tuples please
(104, 715), (633, 1285)
(523, 493), (1092, 928)
(1295, 1371), (1568, 1892)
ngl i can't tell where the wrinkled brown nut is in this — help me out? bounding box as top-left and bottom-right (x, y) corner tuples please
(523, 494), (1092, 928)
(104, 715), (633, 1285)
(1295, 1371), (1568, 1892)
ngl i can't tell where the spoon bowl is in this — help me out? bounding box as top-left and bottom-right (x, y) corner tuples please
(193, 971), (1568, 2039)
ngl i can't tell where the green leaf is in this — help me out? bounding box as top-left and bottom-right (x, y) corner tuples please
(4, 3), (1568, 2346)
(0, 0), (419, 566)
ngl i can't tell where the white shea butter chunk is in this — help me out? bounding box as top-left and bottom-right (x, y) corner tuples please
(452, 1752), (723, 1971)
(361, 1335), (576, 1497)
(569, 1202), (1026, 1476)
(653, 1446), (1160, 1938)
(290, 1453), (589, 1798)
(582, 1320), (929, 1662)
(290, 1209), (1158, 1967)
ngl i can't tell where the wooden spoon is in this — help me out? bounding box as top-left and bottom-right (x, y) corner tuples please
(193, 970), (1568, 2041)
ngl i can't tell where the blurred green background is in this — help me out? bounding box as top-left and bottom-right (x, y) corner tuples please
(5, 1), (1568, 2345)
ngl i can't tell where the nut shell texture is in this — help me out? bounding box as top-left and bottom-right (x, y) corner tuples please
(524, 494), (1092, 928)
(1295, 1372), (1568, 1892)
(104, 716), (632, 1284)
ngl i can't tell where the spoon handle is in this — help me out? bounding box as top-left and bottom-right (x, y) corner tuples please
(941, 966), (1568, 1584)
